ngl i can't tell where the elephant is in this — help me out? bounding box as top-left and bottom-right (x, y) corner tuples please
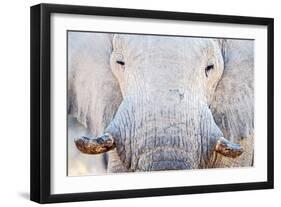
(68, 31), (254, 173)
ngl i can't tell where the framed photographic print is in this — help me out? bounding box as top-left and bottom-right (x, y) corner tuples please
(30, 3), (274, 203)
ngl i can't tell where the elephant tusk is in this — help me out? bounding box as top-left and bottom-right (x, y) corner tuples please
(74, 133), (116, 154)
(215, 137), (244, 158)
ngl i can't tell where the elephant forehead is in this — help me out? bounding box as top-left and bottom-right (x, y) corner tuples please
(114, 34), (216, 59)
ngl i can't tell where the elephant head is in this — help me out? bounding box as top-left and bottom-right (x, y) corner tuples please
(68, 32), (254, 172)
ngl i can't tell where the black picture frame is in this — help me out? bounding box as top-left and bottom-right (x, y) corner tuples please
(30, 3), (274, 204)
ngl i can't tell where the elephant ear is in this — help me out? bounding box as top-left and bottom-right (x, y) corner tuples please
(68, 32), (123, 136)
(210, 39), (254, 143)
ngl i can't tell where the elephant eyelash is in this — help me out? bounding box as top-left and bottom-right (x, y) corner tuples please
(116, 60), (125, 66)
(205, 64), (214, 77)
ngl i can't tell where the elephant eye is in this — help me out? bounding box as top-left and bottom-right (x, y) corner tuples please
(205, 64), (214, 77)
(116, 60), (125, 66)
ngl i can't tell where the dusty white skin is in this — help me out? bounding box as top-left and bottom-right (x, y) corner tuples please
(68, 32), (254, 173)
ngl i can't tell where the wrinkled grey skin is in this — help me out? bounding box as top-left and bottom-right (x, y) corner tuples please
(68, 32), (254, 173)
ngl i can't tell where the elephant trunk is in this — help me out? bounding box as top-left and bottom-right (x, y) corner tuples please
(75, 94), (243, 171)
